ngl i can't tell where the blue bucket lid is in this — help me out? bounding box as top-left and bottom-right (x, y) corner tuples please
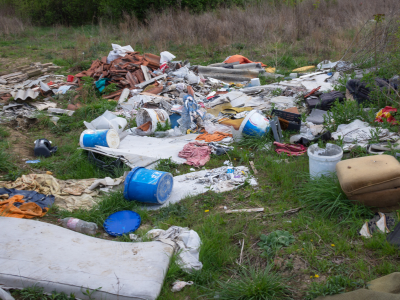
(103, 210), (141, 237)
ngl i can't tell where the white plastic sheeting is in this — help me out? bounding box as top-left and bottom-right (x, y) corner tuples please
(146, 166), (258, 210)
(0, 218), (173, 300)
(81, 134), (200, 167)
(332, 119), (400, 151)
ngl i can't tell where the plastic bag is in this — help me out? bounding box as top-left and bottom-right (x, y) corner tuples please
(171, 281), (193, 292)
(160, 51), (176, 64)
(204, 120), (232, 134)
(107, 44), (134, 64)
(172, 67), (189, 78)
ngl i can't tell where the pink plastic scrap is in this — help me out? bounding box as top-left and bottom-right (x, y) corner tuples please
(274, 142), (307, 156)
(178, 142), (212, 167)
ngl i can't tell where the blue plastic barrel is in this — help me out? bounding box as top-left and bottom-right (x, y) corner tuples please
(124, 167), (174, 204)
(79, 129), (120, 149)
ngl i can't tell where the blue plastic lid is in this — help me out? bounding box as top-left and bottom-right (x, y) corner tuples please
(103, 210), (141, 237)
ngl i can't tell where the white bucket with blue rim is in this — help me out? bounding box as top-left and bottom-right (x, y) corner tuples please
(79, 129), (120, 149)
(232, 110), (270, 140)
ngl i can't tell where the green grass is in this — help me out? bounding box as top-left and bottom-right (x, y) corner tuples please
(298, 173), (374, 221)
(209, 264), (291, 300)
(304, 275), (365, 300)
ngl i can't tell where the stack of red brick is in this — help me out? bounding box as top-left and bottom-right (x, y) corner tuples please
(75, 52), (161, 100)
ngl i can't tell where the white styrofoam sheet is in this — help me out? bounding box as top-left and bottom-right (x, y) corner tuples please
(82, 134), (201, 167)
(0, 217), (173, 300)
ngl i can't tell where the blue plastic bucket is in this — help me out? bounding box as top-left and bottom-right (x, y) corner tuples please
(239, 110), (270, 137)
(79, 129), (120, 149)
(124, 167), (174, 204)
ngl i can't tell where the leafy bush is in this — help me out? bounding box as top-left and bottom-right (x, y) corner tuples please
(258, 230), (295, 257)
(5, 0), (248, 25)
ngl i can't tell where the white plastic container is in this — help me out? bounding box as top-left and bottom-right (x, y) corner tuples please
(136, 108), (170, 135)
(308, 143), (343, 178)
(250, 78), (261, 86)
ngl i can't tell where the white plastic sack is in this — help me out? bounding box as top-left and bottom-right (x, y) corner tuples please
(0, 288), (14, 300)
(84, 110), (127, 134)
(171, 66), (189, 78)
(107, 44), (134, 64)
(160, 51), (176, 64)
(146, 226), (202, 273)
(204, 120), (232, 134)
(186, 71), (200, 85)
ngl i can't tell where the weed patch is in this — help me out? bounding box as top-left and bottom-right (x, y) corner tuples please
(210, 264), (291, 300)
(298, 173), (373, 221)
(305, 275), (365, 300)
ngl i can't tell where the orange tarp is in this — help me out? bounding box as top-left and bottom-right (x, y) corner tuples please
(196, 131), (233, 142)
(0, 195), (47, 219)
(224, 55), (268, 67)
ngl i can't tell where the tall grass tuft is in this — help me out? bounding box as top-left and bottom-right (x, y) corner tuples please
(211, 264), (291, 300)
(297, 173), (373, 221)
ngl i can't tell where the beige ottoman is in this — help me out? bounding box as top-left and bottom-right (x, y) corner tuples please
(336, 155), (400, 212)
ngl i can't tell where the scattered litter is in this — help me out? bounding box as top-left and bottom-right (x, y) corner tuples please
(332, 119), (399, 151)
(0, 173), (126, 211)
(103, 210), (141, 236)
(0, 195), (49, 219)
(48, 108), (74, 116)
(249, 161), (258, 174)
(178, 142), (212, 167)
(171, 281), (193, 292)
(274, 142), (307, 156)
(25, 160), (40, 164)
(147, 226), (202, 273)
(59, 217), (98, 235)
(145, 166), (257, 210)
(225, 208), (264, 214)
(34, 138), (57, 158)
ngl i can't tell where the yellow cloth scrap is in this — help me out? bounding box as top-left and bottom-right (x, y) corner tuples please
(221, 107), (253, 115)
(219, 118), (245, 130)
(0, 174), (98, 211)
(265, 67), (276, 73)
(292, 66), (315, 72)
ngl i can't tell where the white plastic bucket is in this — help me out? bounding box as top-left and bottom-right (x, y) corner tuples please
(232, 110), (270, 141)
(79, 129), (120, 149)
(308, 143), (343, 178)
(136, 108), (170, 135)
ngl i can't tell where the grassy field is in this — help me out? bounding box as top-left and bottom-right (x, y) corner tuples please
(1, 4), (400, 299)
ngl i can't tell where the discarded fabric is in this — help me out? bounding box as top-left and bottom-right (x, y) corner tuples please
(147, 226), (202, 273)
(178, 142), (211, 167)
(274, 142), (307, 156)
